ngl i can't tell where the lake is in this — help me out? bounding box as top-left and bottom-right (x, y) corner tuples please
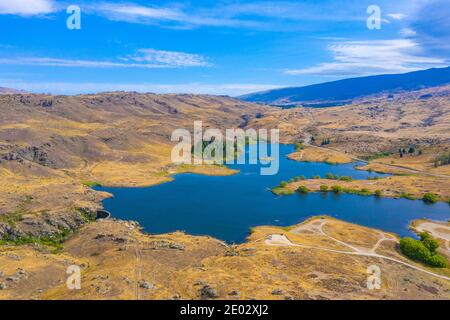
(96, 144), (450, 243)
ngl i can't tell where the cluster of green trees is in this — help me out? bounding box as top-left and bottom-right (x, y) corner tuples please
(287, 176), (306, 183)
(363, 152), (391, 161)
(320, 138), (331, 146)
(325, 173), (353, 181)
(400, 232), (448, 268)
(319, 184), (382, 197)
(192, 137), (259, 162)
(271, 181), (295, 195)
(294, 143), (305, 151)
(399, 147), (417, 158)
(434, 152), (450, 167)
(296, 185), (310, 194)
(423, 193), (438, 204)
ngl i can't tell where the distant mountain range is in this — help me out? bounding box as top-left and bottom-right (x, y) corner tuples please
(0, 87), (27, 94)
(240, 66), (450, 107)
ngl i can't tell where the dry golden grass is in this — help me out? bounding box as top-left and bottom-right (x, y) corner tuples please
(1, 89), (449, 300)
(288, 146), (353, 164)
(2, 217), (448, 300)
(285, 175), (450, 202)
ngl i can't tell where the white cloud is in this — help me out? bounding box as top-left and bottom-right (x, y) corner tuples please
(285, 39), (447, 76)
(0, 80), (282, 96)
(125, 49), (211, 67)
(85, 1), (367, 29)
(0, 0), (55, 16)
(0, 49), (211, 69)
(400, 28), (417, 37)
(87, 3), (262, 28)
(387, 13), (406, 20)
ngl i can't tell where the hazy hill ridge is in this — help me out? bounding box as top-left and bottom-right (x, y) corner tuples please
(241, 67), (450, 107)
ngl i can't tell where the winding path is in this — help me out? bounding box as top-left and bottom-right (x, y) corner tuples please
(265, 220), (450, 282)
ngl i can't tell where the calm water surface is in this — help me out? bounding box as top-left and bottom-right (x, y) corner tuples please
(97, 145), (450, 243)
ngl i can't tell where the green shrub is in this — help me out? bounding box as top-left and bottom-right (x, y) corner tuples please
(374, 190), (382, 197)
(312, 175), (321, 179)
(320, 185), (329, 192)
(82, 181), (102, 188)
(331, 185), (343, 194)
(427, 255), (449, 268)
(434, 152), (450, 167)
(364, 152), (391, 161)
(279, 181), (288, 188)
(296, 185), (310, 194)
(339, 176), (353, 182)
(271, 187), (294, 196)
(400, 238), (430, 261)
(400, 237), (448, 268)
(400, 193), (416, 200)
(422, 193), (438, 204)
(420, 232), (439, 254)
(294, 143), (305, 151)
(326, 173), (337, 180)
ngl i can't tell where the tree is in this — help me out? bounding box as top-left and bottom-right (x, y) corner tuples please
(420, 232), (439, 254)
(296, 186), (309, 194)
(423, 193), (438, 204)
(320, 185), (329, 192)
(400, 235), (448, 268)
(331, 185), (343, 194)
(400, 238), (431, 262)
(434, 152), (450, 167)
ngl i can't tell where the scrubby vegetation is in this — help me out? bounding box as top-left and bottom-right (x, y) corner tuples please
(320, 185), (329, 192)
(325, 173), (353, 181)
(82, 181), (102, 188)
(340, 188), (373, 196)
(400, 193), (417, 200)
(363, 152), (391, 161)
(272, 181), (294, 195)
(296, 186), (310, 194)
(0, 210), (24, 227)
(0, 196), (33, 227)
(433, 152), (450, 167)
(422, 193), (438, 204)
(400, 232), (448, 268)
(271, 187), (294, 196)
(331, 185), (343, 194)
(294, 143), (305, 151)
(0, 229), (71, 253)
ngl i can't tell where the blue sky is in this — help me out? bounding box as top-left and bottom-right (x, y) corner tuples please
(0, 0), (448, 96)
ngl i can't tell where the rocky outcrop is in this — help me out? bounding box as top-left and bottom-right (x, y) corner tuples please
(0, 144), (54, 167)
(0, 208), (97, 241)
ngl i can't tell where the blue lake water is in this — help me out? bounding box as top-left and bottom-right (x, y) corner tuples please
(96, 144), (450, 243)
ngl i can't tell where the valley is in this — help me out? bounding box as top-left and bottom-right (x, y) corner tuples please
(0, 85), (449, 300)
